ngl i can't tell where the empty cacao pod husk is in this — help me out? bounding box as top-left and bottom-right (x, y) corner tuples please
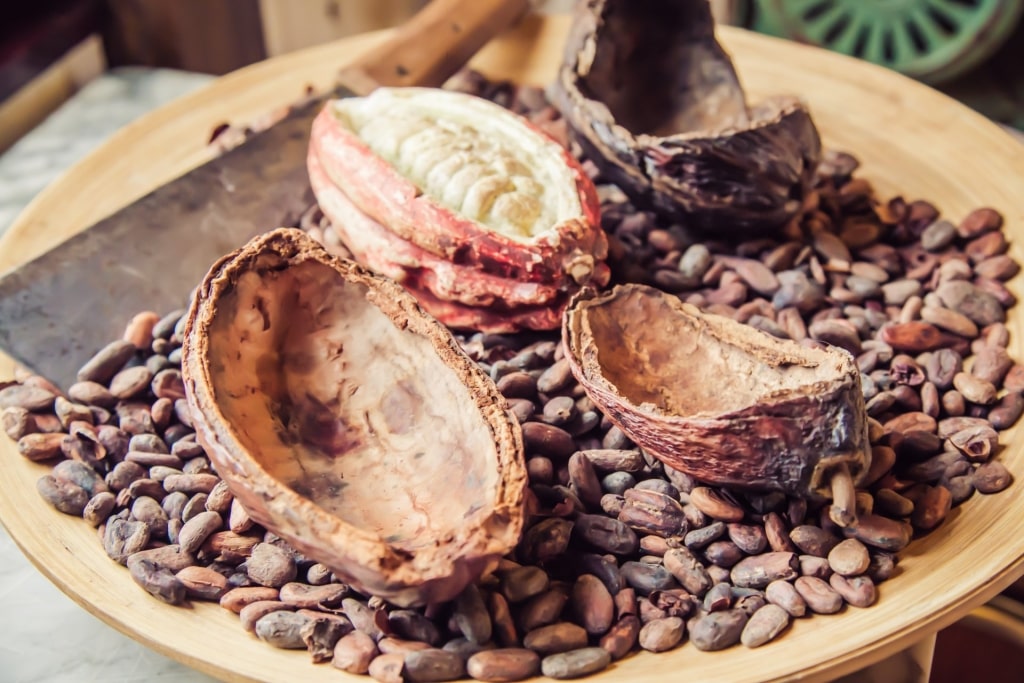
(551, 0), (821, 232)
(182, 229), (527, 606)
(309, 87), (607, 288)
(562, 284), (870, 502)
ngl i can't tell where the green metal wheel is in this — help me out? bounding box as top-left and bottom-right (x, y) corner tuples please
(739, 0), (1024, 84)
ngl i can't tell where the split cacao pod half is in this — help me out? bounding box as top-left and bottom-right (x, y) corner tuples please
(308, 86), (608, 331)
(551, 0), (821, 232)
(308, 148), (571, 333)
(181, 228), (527, 606)
(562, 284), (871, 502)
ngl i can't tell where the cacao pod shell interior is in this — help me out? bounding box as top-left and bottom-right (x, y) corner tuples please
(551, 0), (822, 232)
(562, 284), (870, 499)
(309, 87), (607, 288)
(182, 229), (527, 606)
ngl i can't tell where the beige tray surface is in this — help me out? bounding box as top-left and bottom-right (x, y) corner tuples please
(2, 13), (1023, 683)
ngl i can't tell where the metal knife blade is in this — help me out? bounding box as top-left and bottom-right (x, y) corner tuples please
(0, 93), (332, 387)
(0, 0), (530, 388)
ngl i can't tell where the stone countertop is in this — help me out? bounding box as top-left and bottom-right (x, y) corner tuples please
(0, 67), (218, 683)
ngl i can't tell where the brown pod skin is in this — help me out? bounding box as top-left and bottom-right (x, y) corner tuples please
(563, 285), (870, 499)
(308, 150), (579, 314)
(309, 87), (606, 287)
(182, 229), (527, 607)
(550, 0), (820, 232)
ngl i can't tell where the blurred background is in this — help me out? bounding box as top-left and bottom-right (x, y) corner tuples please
(3, 0), (1024, 153)
(2, 1), (1024, 152)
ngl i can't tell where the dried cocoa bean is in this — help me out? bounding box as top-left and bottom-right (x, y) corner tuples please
(728, 523), (768, 555)
(848, 514), (912, 551)
(176, 565), (228, 601)
(518, 589), (568, 631)
(730, 552), (799, 588)
(501, 566), (549, 603)
(36, 475), (89, 515)
(571, 574), (613, 636)
(0, 384), (56, 411)
(911, 485), (952, 531)
(536, 359), (573, 394)
(663, 547), (713, 595)
(455, 584), (493, 645)
(829, 574), (877, 608)
(523, 622), (588, 655)
(162, 473), (220, 495)
(1, 406), (33, 440)
(302, 617), (349, 663)
(618, 488), (687, 537)
(703, 582), (733, 612)
(794, 576), (843, 614)
(220, 586), (280, 613)
(704, 540), (745, 568)
(952, 372), (997, 405)
(828, 539), (871, 576)
(520, 518), (573, 563)
(333, 631), (379, 674)
(740, 604), (790, 648)
(638, 616), (684, 652)
(255, 610), (309, 649)
(368, 652), (406, 683)
(573, 514), (638, 555)
(621, 561), (677, 595)
(580, 448), (644, 472)
(18, 432), (65, 461)
(974, 461), (1013, 493)
(83, 491), (116, 526)
(684, 520), (727, 549)
(540, 647), (610, 679)
(129, 557), (186, 605)
(763, 513), (797, 553)
(520, 422), (574, 458)
(689, 487), (745, 522)
(765, 580), (806, 617)
(689, 609), (748, 651)
(403, 649), (466, 682)
(873, 489), (914, 518)
(576, 553), (624, 596)
(989, 393), (1024, 430)
(281, 582), (348, 610)
(181, 493), (211, 522)
(598, 615), (639, 661)
(949, 424), (999, 461)
(542, 396), (576, 426)
(247, 543), (297, 588)
(488, 591), (518, 647)
(799, 554), (833, 579)
(467, 647), (541, 681)
(567, 452), (602, 507)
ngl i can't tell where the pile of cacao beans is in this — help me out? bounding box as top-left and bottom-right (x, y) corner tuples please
(0, 74), (1019, 681)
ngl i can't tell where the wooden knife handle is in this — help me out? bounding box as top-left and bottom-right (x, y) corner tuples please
(336, 0), (530, 95)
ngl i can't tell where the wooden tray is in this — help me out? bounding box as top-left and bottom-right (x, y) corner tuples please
(2, 13), (1024, 683)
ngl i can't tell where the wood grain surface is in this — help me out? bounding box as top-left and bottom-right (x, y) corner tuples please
(2, 13), (1024, 683)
